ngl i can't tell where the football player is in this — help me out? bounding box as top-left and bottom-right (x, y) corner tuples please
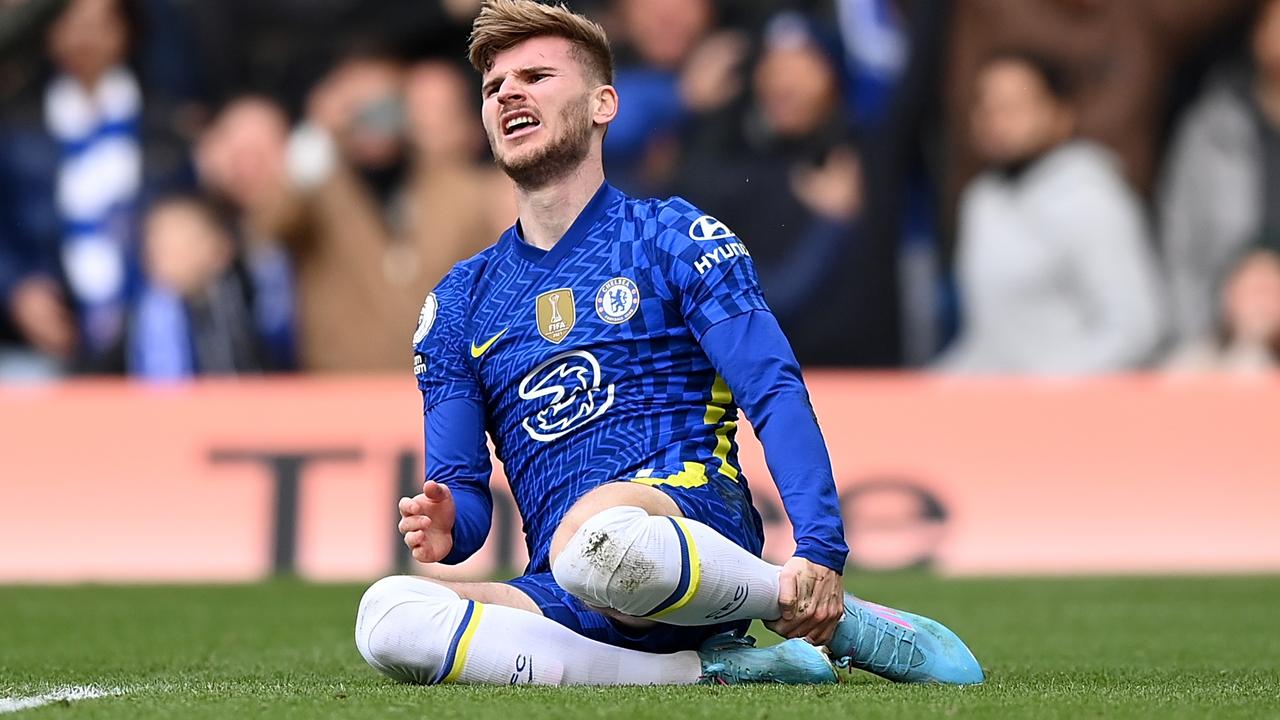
(356, 0), (982, 687)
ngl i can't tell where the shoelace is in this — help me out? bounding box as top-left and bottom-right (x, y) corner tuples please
(838, 603), (920, 676)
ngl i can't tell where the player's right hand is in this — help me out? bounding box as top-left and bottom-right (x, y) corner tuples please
(398, 481), (456, 564)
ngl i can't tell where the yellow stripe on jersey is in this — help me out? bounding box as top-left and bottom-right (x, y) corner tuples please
(648, 517), (703, 619)
(632, 461), (708, 488)
(442, 603), (486, 683)
(630, 377), (739, 489)
(704, 375), (740, 482)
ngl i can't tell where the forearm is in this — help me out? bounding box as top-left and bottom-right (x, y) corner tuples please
(754, 392), (849, 570)
(425, 395), (494, 564)
(700, 311), (849, 571)
(440, 484), (493, 565)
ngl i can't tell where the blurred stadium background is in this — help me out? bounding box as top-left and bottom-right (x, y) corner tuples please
(1, 0), (1279, 717)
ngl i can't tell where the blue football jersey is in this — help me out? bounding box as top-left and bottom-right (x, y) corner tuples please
(413, 183), (772, 572)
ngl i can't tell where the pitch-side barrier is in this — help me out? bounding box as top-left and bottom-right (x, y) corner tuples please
(0, 373), (1274, 582)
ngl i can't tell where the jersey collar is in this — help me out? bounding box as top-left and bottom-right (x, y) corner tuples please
(505, 181), (621, 266)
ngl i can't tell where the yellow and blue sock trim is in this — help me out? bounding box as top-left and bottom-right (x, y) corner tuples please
(431, 600), (486, 684)
(642, 517), (702, 619)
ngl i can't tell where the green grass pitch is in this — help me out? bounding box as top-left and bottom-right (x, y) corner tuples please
(1, 574), (1278, 719)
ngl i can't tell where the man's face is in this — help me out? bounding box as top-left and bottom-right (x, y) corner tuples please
(198, 98), (289, 208)
(754, 44), (837, 139)
(324, 58), (406, 170)
(971, 59), (1073, 166)
(481, 36), (598, 188)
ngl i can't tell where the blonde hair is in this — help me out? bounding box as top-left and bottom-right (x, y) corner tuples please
(468, 0), (614, 85)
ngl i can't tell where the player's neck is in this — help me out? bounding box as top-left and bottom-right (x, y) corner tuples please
(514, 159), (606, 251)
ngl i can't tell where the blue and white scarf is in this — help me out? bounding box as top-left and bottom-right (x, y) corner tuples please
(45, 66), (143, 355)
(835, 0), (908, 128)
(131, 284), (193, 380)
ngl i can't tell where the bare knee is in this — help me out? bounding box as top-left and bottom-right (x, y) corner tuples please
(440, 578), (542, 614)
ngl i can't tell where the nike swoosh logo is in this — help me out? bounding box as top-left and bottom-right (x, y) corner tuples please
(470, 328), (509, 358)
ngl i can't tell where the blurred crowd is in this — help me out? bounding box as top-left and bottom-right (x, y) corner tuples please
(1, 0), (1277, 381)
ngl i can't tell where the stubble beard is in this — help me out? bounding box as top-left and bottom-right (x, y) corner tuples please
(492, 95), (593, 190)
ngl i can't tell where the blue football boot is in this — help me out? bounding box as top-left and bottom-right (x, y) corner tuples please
(697, 634), (837, 685)
(829, 594), (984, 684)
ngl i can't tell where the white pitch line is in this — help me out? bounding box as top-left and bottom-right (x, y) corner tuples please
(0, 686), (122, 714)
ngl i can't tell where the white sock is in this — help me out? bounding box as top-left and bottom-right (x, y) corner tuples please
(552, 506), (782, 625)
(355, 575), (703, 686)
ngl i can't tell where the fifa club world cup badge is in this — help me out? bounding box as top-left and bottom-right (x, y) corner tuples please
(536, 288), (576, 343)
(595, 277), (640, 324)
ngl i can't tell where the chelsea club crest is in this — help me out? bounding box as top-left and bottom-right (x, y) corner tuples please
(595, 277), (640, 324)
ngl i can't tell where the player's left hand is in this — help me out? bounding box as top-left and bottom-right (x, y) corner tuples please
(765, 556), (844, 646)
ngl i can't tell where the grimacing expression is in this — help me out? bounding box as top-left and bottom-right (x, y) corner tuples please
(481, 36), (601, 189)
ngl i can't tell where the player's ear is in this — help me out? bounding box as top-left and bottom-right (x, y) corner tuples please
(591, 84), (618, 126)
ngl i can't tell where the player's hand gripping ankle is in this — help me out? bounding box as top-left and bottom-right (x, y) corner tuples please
(397, 481), (456, 564)
(766, 556), (844, 646)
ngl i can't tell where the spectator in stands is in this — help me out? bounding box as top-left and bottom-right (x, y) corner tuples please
(1161, 0), (1280, 345)
(0, 0), (191, 378)
(273, 56), (502, 372)
(401, 60), (516, 258)
(936, 53), (1165, 374)
(604, 0), (748, 195)
(673, 13), (867, 366)
(1165, 234), (1280, 373)
(2, 0), (202, 108)
(128, 196), (264, 378)
(195, 96), (298, 371)
(943, 0), (1259, 230)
